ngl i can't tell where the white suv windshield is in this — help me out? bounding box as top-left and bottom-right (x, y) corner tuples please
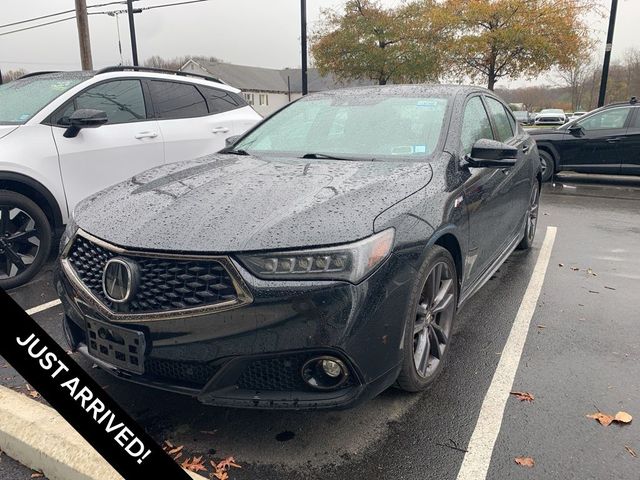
(0, 73), (87, 125)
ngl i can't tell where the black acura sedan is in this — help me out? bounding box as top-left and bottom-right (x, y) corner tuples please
(56, 85), (541, 409)
(530, 97), (639, 182)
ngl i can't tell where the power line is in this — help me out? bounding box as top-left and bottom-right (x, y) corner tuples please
(0, 1), (127, 30)
(0, 0), (212, 37)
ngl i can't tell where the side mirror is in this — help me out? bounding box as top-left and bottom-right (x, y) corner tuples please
(63, 109), (108, 138)
(463, 139), (518, 168)
(224, 135), (241, 148)
(568, 124), (584, 136)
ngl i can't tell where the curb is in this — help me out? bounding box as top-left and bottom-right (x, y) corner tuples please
(0, 385), (206, 480)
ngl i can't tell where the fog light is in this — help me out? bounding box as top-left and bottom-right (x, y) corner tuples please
(322, 359), (342, 378)
(301, 356), (349, 390)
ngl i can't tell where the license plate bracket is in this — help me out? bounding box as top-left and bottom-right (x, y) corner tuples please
(86, 318), (146, 374)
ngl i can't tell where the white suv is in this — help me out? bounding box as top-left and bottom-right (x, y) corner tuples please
(0, 67), (262, 289)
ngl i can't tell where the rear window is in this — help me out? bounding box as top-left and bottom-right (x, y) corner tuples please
(199, 86), (247, 114)
(149, 80), (208, 119)
(0, 75), (85, 124)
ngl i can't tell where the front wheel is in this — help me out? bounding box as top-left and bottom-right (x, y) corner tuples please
(396, 246), (458, 392)
(0, 191), (52, 290)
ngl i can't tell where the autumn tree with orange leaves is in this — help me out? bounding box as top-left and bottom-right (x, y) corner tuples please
(438, 0), (599, 90)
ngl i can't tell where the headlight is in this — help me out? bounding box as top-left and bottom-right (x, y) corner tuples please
(59, 216), (78, 255)
(238, 229), (395, 283)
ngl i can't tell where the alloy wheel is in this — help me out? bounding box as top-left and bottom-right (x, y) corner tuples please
(0, 206), (41, 280)
(526, 183), (540, 243)
(413, 261), (456, 378)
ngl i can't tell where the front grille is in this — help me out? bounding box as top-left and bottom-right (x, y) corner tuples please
(66, 235), (238, 314)
(145, 357), (220, 389)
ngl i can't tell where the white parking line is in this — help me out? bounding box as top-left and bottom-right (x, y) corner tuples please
(25, 299), (62, 316)
(456, 226), (557, 480)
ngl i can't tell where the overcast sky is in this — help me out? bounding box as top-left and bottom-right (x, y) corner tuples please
(1, 0), (639, 88)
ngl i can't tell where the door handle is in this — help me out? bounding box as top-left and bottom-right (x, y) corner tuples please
(522, 144), (531, 154)
(135, 131), (158, 139)
(211, 127), (230, 134)
(606, 137), (621, 143)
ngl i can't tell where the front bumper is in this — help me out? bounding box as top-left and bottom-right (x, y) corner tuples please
(56, 246), (419, 409)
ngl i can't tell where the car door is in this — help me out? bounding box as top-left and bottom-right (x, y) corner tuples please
(484, 95), (532, 236)
(560, 106), (632, 174)
(460, 95), (516, 283)
(621, 107), (640, 175)
(147, 80), (240, 164)
(51, 78), (165, 212)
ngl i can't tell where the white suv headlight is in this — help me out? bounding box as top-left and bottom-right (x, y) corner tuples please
(238, 229), (395, 284)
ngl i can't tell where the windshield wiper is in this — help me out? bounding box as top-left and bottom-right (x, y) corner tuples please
(301, 153), (371, 161)
(222, 148), (250, 156)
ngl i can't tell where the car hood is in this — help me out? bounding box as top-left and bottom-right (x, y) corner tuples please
(0, 125), (19, 140)
(75, 154), (433, 252)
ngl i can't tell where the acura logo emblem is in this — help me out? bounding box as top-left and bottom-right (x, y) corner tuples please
(102, 258), (138, 303)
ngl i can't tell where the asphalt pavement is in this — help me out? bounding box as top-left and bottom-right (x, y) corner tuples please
(1, 172), (638, 480)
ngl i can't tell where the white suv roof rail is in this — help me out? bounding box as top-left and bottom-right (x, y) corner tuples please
(95, 65), (226, 85)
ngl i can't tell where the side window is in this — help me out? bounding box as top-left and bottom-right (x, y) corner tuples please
(631, 108), (640, 128)
(148, 80), (208, 119)
(461, 96), (494, 156)
(200, 86), (244, 114)
(485, 97), (514, 141)
(578, 107), (631, 130)
(56, 80), (146, 125)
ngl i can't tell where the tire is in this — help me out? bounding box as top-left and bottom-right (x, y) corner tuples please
(396, 246), (458, 392)
(517, 181), (540, 251)
(539, 150), (555, 183)
(0, 190), (52, 290)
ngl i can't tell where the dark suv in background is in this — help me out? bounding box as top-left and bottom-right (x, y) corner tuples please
(530, 97), (639, 181)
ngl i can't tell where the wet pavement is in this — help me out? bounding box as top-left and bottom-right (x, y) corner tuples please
(1, 173), (639, 480)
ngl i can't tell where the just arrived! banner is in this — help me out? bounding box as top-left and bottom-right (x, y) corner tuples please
(0, 288), (192, 479)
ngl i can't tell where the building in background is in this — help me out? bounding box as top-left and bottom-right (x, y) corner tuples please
(180, 58), (373, 116)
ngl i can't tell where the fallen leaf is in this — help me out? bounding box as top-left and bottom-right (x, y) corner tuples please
(181, 456), (207, 473)
(588, 290), (600, 294)
(211, 457), (241, 480)
(168, 445), (183, 455)
(0, 364), (8, 368)
(604, 286), (616, 290)
(570, 266), (580, 271)
(30, 473), (44, 478)
(514, 457), (535, 468)
(587, 412), (614, 426)
(163, 440), (174, 449)
(625, 445), (637, 458)
(28, 390), (40, 399)
(614, 411), (632, 424)
(536, 325), (546, 329)
(510, 391), (534, 402)
(558, 263), (564, 267)
(587, 268), (597, 276)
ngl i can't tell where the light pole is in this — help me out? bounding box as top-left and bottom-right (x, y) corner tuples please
(300, 0), (308, 95)
(597, 0), (618, 107)
(127, 0), (139, 66)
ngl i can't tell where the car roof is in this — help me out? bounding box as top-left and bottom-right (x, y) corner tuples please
(17, 68), (241, 94)
(306, 84), (492, 98)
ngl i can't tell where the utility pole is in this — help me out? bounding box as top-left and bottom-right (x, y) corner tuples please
(300, 0), (308, 95)
(127, 0), (139, 66)
(597, 0), (618, 107)
(74, 0), (93, 70)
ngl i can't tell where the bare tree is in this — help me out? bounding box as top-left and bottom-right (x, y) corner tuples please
(2, 69), (28, 83)
(556, 58), (593, 111)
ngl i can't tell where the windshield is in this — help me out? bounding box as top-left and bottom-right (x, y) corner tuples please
(0, 74), (87, 125)
(234, 94), (449, 160)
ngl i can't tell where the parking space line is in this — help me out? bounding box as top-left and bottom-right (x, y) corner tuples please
(456, 226), (557, 480)
(25, 299), (62, 316)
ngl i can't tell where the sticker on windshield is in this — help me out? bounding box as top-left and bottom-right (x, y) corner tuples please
(416, 100), (440, 110)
